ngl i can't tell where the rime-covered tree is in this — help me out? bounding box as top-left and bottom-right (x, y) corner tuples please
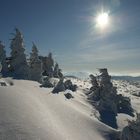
(40, 76), (54, 88)
(46, 52), (54, 77)
(64, 79), (77, 91)
(87, 74), (99, 97)
(53, 62), (63, 78)
(88, 68), (133, 128)
(10, 28), (29, 79)
(0, 62), (2, 78)
(52, 78), (65, 93)
(29, 43), (42, 81)
(53, 62), (59, 78)
(0, 41), (8, 76)
(41, 52), (54, 77)
(58, 68), (63, 78)
(40, 53), (63, 78)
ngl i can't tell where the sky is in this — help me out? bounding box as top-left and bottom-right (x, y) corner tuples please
(0, 0), (140, 75)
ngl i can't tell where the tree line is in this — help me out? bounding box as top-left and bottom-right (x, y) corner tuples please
(0, 28), (63, 81)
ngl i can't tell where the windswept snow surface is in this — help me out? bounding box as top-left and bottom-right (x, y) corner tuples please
(0, 78), (114, 140)
(113, 80), (140, 130)
(0, 78), (139, 140)
(113, 80), (140, 113)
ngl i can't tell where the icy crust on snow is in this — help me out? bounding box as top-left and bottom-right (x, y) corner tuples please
(0, 79), (114, 140)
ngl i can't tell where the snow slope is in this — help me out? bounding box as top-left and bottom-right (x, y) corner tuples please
(0, 78), (115, 140)
(112, 80), (140, 130)
(113, 80), (140, 113)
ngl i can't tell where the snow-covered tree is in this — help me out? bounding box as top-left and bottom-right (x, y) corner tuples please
(58, 68), (63, 78)
(0, 41), (8, 76)
(96, 69), (118, 128)
(0, 62), (2, 78)
(41, 52), (54, 77)
(53, 62), (63, 78)
(87, 74), (99, 98)
(88, 69), (133, 115)
(64, 80), (77, 91)
(40, 76), (54, 88)
(53, 62), (59, 78)
(10, 28), (29, 79)
(52, 78), (65, 93)
(40, 52), (63, 78)
(88, 68), (133, 128)
(29, 42), (42, 81)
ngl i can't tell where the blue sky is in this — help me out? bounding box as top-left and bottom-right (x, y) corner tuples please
(0, 0), (140, 75)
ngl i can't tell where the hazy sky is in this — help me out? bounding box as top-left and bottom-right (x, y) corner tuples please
(0, 0), (140, 75)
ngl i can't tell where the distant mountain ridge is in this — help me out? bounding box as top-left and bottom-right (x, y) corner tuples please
(64, 72), (90, 79)
(112, 76), (140, 81)
(64, 72), (140, 81)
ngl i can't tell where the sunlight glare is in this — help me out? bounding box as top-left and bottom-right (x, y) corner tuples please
(96, 12), (109, 28)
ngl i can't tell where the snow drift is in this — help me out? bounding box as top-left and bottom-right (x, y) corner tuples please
(0, 78), (115, 140)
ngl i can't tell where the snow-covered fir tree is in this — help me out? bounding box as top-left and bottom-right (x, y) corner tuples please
(58, 68), (63, 78)
(52, 78), (65, 93)
(53, 62), (63, 78)
(46, 52), (54, 77)
(0, 41), (8, 76)
(29, 42), (42, 81)
(40, 53), (63, 78)
(53, 62), (59, 78)
(0, 62), (2, 78)
(41, 76), (54, 88)
(88, 68), (133, 128)
(87, 74), (99, 97)
(10, 28), (29, 79)
(64, 79), (77, 91)
(41, 52), (54, 77)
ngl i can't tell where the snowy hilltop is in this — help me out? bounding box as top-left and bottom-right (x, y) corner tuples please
(0, 29), (140, 140)
(0, 78), (114, 140)
(0, 75), (140, 140)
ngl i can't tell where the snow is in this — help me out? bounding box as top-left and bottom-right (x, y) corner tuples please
(113, 80), (140, 113)
(113, 80), (140, 130)
(0, 77), (139, 139)
(0, 78), (115, 140)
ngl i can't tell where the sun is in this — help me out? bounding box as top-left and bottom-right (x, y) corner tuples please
(96, 12), (109, 28)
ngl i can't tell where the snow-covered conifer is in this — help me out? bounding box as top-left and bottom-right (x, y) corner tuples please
(53, 63), (59, 78)
(88, 68), (133, 128)
(64, 80), (77, 91)
(29, 42), (42, 81)
(0, 62), (2, 78)
(40, 76), (53, 88)
(41, 52), (54, 77)
(52, 78), (65, 93)
(53, 62), (63, 78)
(87, 74), (99, 98)
(0, 41), (8, 76)
(58, 68), (63, 78)
(10, 28), (29, 79)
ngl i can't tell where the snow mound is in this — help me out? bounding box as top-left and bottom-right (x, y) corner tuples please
(0, 78), (14, 86)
